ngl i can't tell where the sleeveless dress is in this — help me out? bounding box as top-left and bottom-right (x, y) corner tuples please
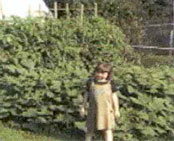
(86, 80), (116, 132)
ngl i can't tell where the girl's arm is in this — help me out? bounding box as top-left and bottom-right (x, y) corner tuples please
(82, 91), (89, 109)
(112, 92), (120, 119)
(80, 79), (91, 117)
(80, 91), (88, 117)
(111, 80), (120, 118)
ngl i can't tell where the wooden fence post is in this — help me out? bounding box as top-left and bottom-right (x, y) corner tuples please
(39, 4), (42, 16)
(28, 5), (31, 16)
(54, 2), (58, 18)
(0, 0), (4, 19)
(94, 3), (98, 17)
(66, 3), (70, 19)
(80, 4), (84, 26)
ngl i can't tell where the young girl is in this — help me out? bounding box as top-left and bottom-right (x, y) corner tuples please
(80, 63), (120, 141)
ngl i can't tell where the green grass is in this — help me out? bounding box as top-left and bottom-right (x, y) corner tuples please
(0, 123), (84, 141)
(1, 123), (173, 141)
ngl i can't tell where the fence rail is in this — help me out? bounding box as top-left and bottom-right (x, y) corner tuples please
(144, 23), (174, 27)
(132, 45), (174, 55)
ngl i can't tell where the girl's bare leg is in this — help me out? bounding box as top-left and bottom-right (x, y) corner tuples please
(104, 130), (113, 141)
(85, 131), (94, 141)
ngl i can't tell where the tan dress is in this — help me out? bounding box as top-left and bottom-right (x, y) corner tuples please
(86, 81), (116, 132)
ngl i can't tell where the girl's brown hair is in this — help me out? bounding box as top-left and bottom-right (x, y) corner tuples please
(94, 63), (112, 80)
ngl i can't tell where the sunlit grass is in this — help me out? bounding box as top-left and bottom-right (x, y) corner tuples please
(0, 123), (84, 141)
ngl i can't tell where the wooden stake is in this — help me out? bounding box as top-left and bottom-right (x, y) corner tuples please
(0, 0), (4, 19)
(39, 4), (42, 16)
(0, 0), (2, 14)
(28, 5), (31, 16)
(80, 4), (84, 26)
(54, 2), (58, 18)
(169, 0), (174, 64)
(94, 3), (98, 17)
(66, 3), (70, 19)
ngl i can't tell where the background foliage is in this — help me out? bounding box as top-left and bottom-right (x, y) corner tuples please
(0, 17), (174, 140)
(115, 65), (174, 140)
(44, 0), (172, 45)
(0, 16), (126, 133)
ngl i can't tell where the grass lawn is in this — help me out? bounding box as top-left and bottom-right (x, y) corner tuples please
(0, 123), (84, 141)
(1, 123), (174, 141)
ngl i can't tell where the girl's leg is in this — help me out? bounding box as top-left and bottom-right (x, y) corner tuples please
(104, 130), (113, 141)
(85, 131), (94, 141)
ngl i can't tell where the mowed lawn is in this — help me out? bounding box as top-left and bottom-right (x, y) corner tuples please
(1, 123), (173, 141)
(0, 123), (84, 141)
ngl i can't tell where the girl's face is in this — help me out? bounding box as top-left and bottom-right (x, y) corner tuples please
(94, 71), (109, 80)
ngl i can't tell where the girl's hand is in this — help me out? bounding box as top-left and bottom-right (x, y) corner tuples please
(115, 111), (120, 119)
(80, 107), (86, 117)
